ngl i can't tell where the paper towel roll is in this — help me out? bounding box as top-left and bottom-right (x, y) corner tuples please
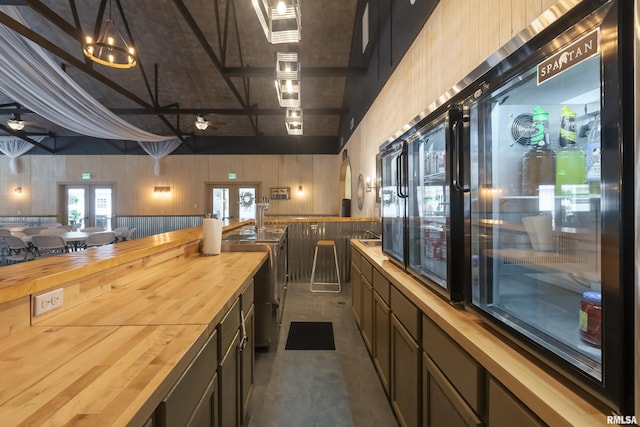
(202, 218), (222, 255)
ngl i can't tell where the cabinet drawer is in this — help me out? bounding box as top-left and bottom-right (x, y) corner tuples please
(391, 286), (420, 342)
(218, 299), (240, 358)
(422, 316), (484, 413)
(241, 279), (254, 314)
(157, 330), (218, 427)
(488, 377), (544, 427)
(361, 258), (373, 284)
(373, 268), (390, 304)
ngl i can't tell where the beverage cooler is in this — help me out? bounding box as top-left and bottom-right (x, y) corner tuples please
(380, 0), (635, 414)
(380, 109), (467, 301)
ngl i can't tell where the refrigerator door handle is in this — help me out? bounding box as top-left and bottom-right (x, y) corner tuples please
(398, 150), (409, 198)
(452, 117), (470, 193)
(395, 154), (402, 197)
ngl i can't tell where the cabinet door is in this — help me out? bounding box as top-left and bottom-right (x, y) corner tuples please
(391, 314), (421, 427)
(157, 331), (217, 427)
(187, 373), (218, 427)
(219, 331), (240, 427)
(488, 377), (544, 427)
(423, 354), (483, 427)
(362, 276), (374, 353)
(240, 305), (255, 425)
(373, 291), (391, 395)
(351, 261), (362, 327)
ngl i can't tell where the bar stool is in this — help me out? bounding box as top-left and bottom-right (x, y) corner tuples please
(310, 240), (341, 293)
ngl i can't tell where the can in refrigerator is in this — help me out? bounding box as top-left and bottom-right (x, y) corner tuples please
(579, 291), (601, 347)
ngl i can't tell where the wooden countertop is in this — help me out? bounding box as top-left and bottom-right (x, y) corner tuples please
(0, 220), (253, 305)
(350, 240), (608, 427)
(0, 229), (267, 426)
(38, 253), (266, 330)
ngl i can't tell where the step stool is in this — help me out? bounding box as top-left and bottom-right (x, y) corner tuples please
(310, 240), (341, 293)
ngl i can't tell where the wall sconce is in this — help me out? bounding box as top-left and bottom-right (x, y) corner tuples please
(365, 177), (375, 192)
(154, 186), (171, 193)
(297, 185), (303, 194)
(14, 186), (22, 195)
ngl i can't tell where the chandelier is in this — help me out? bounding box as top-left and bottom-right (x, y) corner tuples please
(83, 0), (136, 69)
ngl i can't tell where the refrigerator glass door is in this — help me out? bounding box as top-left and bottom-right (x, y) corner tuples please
(381, 144), (406, 264)
(469, 37), (603, 380)
(407, 116), (449, 289)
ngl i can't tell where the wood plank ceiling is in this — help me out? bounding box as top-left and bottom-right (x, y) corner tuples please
(0, 0), (359, 154)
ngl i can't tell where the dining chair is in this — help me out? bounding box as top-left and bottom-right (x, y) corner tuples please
(4, 235), (36, 264)
(81, 227), (105, 232)
(22, 227), (46, 236)
(0, 228), (12, 236)
(40, 228), (66, 235)
(58, 225), (73, 231)
(83, 231), (116, 248)
(113, 227), (129, 242)
(42, 222), (62, 228)
(124, 228), (137, 241)
(31, 235), (69, 257)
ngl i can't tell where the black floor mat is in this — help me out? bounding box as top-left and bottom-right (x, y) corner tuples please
(285, 321), (336, 350)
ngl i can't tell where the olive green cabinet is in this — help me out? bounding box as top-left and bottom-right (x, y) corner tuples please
(218, 299), (241, 427)
(423, 355), (482, 427)
(488, 378), (545, 427)
(351, 245), (544, 427)
(373, 290), (390, 395)
(156, 330), (218, 427)
(391, 314), (421, 427)
(240, 305), (255, 425)
(361, 274), (374, 352)
(351, 261), (363, 328)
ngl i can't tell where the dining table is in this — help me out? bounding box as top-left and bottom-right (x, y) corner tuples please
(22, 231), (95, 251)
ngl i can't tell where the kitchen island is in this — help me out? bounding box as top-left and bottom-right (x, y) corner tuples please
(0, 221), (267, 426)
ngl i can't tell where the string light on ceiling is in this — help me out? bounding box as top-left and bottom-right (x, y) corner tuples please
(83, 0), (137, 69)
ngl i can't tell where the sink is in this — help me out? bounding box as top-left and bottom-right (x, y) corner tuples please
(359, 239), (382, 247)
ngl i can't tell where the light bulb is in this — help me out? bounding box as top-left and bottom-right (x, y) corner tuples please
(276, 1), (287, 15)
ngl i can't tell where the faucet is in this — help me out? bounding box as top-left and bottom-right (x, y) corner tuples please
(255, 196), (270, 232)
(364, 230), (381, 239)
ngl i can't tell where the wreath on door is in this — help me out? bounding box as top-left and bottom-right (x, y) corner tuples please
(239, 191), (255, 209)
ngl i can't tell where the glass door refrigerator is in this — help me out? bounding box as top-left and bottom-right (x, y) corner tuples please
(380, 140), (407, 266)
(406, 108), (466, 302)
(464, 0), (633, 414)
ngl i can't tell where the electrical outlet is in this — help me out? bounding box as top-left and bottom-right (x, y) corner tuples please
(33, 288), (64, 317)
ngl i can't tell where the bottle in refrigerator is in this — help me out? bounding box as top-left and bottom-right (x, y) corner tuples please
(586, 115), (601, 194)
(555, 106), (586, 195)
(521, 106), (556, 196)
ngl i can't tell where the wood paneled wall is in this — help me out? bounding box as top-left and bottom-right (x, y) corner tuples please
(345, 0), (560, 217)
(0, 154), (341, 217)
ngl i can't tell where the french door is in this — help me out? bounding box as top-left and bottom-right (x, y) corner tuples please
(61, 184), (114, 230)
(206, 183), (260, 221)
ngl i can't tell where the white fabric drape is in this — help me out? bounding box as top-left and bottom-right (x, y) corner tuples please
(0, 136), (42, 174)
(138, 139), (182, 176)
(0, 6), (171, 143)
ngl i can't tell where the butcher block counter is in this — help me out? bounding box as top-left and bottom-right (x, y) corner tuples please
(0, 221), (267, 426)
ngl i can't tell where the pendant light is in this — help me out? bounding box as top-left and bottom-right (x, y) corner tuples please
(83, 0), (136, 69)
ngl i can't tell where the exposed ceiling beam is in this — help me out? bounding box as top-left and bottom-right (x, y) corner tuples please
(222, 67), (366, 78)
(1, 5), (191, 149)
(0, 123), (55, 153)
(172, 0), (259, 135)
(110, 107), (348, 116)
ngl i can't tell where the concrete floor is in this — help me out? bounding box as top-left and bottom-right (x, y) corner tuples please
(245, 281), (399, 427)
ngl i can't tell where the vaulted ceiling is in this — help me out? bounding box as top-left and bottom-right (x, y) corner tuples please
(0, 0), (360, 154)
